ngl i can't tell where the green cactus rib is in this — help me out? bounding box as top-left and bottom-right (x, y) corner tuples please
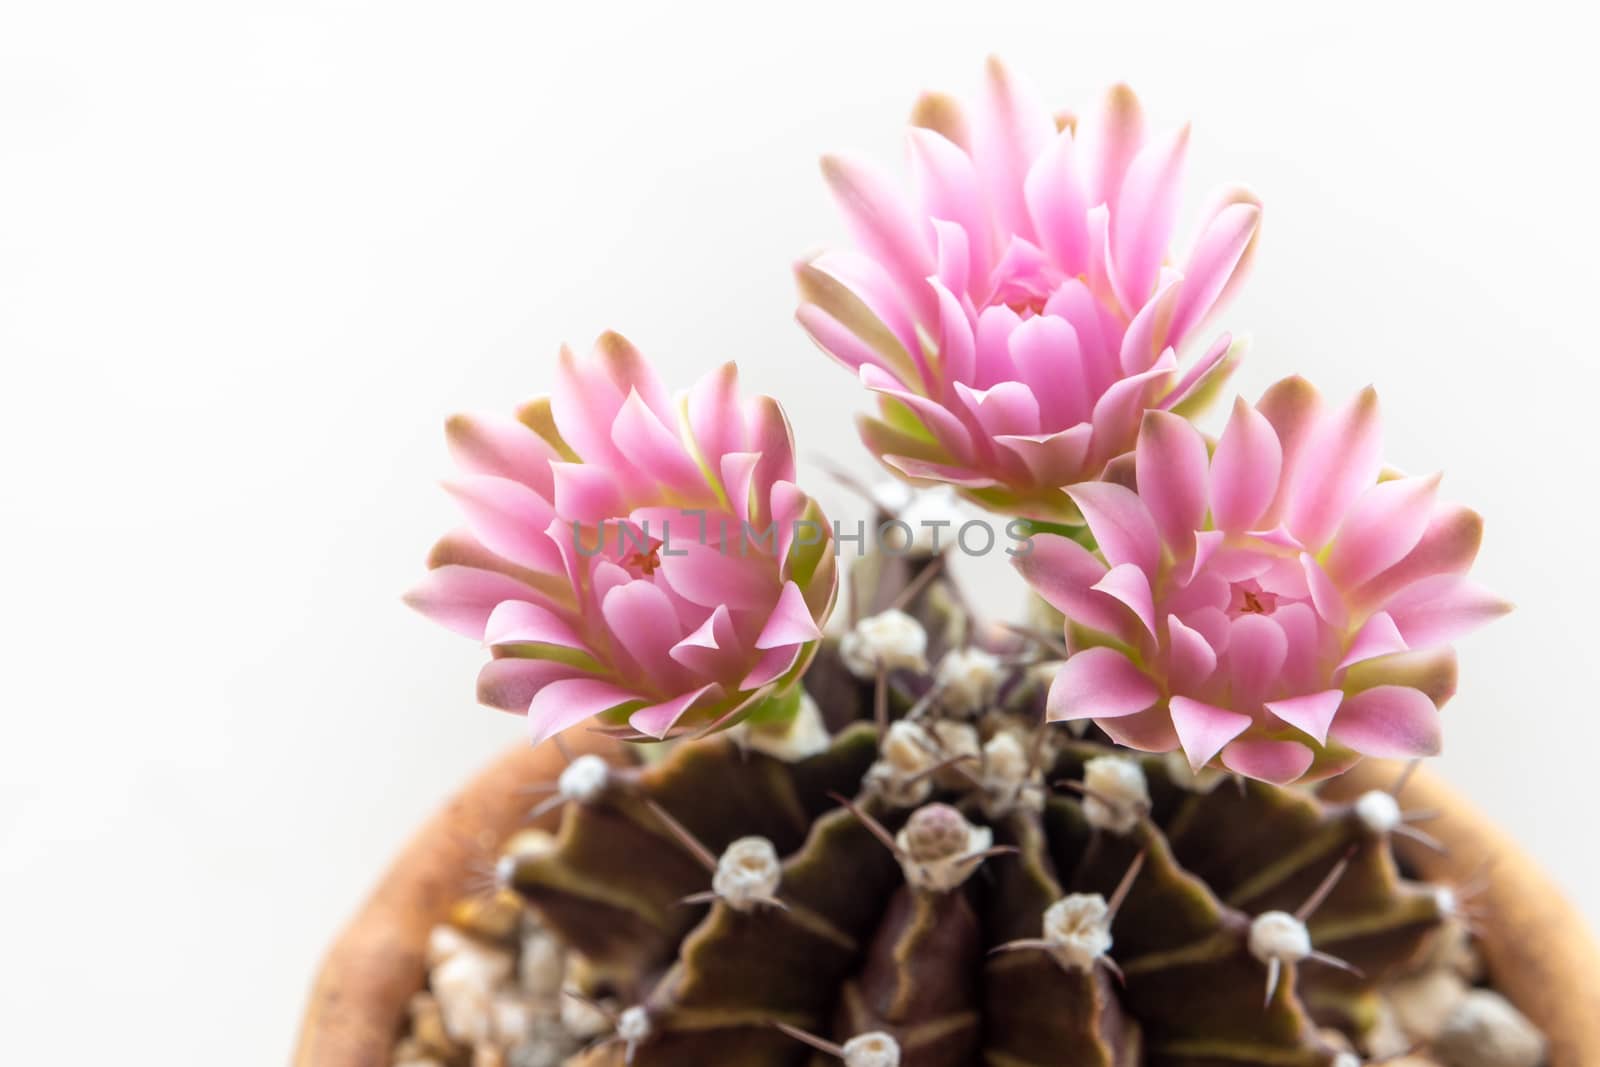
(502, 563), (1447, 1066)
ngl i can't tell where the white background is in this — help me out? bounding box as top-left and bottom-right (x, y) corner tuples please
(3, 2), (1596, 1062)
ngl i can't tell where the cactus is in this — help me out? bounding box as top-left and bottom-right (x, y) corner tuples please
(483, 552), (1451, 1067)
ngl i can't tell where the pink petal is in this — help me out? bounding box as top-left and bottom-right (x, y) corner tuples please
(1118, 277), (1182, 375)
(1160, 332), (1240, 415)
(1092, 562), (1157, 638)
(1329, 685), (1442, 759)
(954, 379), (1041, 438)
(528, 678), (641, 746)
(659, 542), (778, 611)
(820, 154), (936, 319)
(1384, 576), (1512, 649)
(1008, 315), (1090, 429)
(550, 463), (628, 525)
(1254, 376), (1324, 526)
(929, 279), (977, 388)
(1076, 83), (1146, 211)
(1011, 532), (1131, 639)
(909, 127), (992, 286)
(1326, 474), (1441, 588)
(797, 302), (892, 377)
(1135, 410), (1209, 551)
(405, 565), (541, 639)
(879, 453), (998, 489)
(1065, 481), (1162, 574)
(1165, 613), (1219, 692)
(1111, 124), (1189, 309)
(1300, 553), (1349, 630)
(476, 658), (582, 714)
(1046, 646), (1159, 721)
(1343, 647), (1458, 708)
(755, 580), (822, 650)
(592, 331), (675, 425)
(1169, 696), (1251, 771)
(740, 644), (803, 690)
(444, 475), (563, 572)
(669, 604), (744, 677)
(687, 362), (745, 468)
(1166, 199), (1262, 345)
(995, 425), (1093, 488)
(612, 389), (705, 497)
(1226, 612), (1287, 708)
(1285, 386), (1383, 550)
(1024, 128), (1091, 276)
(743, 396), (797, 523)
(1087, 351), (1176, 463)
(971, 56), (1053, 243)
(719, 451), (761, 525)
(629, 684), (718, 739)
(601, 580), (687, 681)
(1338, 611), (1408, 669)
(1352, 504), (1484, 611)
(446, 413), (559, 501)
(1209, 396), (1283, 532)
(1221, 738), (1314, 784)
(929, 220), (971, 308)
(483, 600), (584, 650)
(1264, 689), (1344, 746)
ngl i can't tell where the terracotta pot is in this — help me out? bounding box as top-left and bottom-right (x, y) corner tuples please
(295, 742), (1600, 1067)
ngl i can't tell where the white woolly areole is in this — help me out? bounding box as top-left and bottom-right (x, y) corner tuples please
(1248, 911), (1312, 964)
(979, 730), (1040, 816)
(616, 1005), (652, 1045)
(840, 609), (929, 679)
(712, 836), (782, 911)
(558, 754), (611, 803)
(1082, 756), (1150, 835)
(934, 646), (1004, 715)
(558, 987), (611, 1039)
(1331, 1054), (1360, 1067)
(895, 803), (993, 892)
(1162, 750), (1226, 794)
(1042, 893), (1114, 971)
(842, 1031), (902, 1067)
(1433, 884), (1460, 918)
(866, 720), (939, 806)
(1354, 789), (1402, 834)
(742, 692), (832, 762)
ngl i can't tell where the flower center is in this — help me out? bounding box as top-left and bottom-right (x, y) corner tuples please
(622, 540), (663, 578)
(1228, 579), (1278, 617)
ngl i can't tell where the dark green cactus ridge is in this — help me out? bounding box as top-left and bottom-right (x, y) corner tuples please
(497, 556), (1448, 1067)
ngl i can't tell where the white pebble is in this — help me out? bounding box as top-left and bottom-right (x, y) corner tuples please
(1433, 990), (1545, 1067)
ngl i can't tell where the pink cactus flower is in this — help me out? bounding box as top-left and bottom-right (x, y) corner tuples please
(1014, 378), (1509, 783)
(797, 59), (1262, 523)
(406, 332), (838, 744)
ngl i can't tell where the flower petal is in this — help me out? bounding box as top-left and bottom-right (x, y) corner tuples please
(1329, 685), (1442, 759)
(1169, 696), (1251, 771)
(1209, 395), (1284, 532)
(444, 475), (563, 572)
(629, 684), (718, 739)
(1066, 481), (1162, 574)
(1384, 576), (1513, 649)
(1046, 646), (1159, 721)
(1326, 474), (1441, 588)
(755, 580), (822, 650)
(1011, 532), (1131, 640)
(446, 413), (559, 500)
(405, 564), (541, 639)
(1285, 385), (1383, 550)
(1221, 738), (1314, 784)
(528, 678), (641, 746)
(1167, 197), (1262, 345)
(1135, 410), (1209, 552)
(1092, 562), (1157, 638)
(1264, 689), (1344, 746)
(1111, 124), (1189, 308)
